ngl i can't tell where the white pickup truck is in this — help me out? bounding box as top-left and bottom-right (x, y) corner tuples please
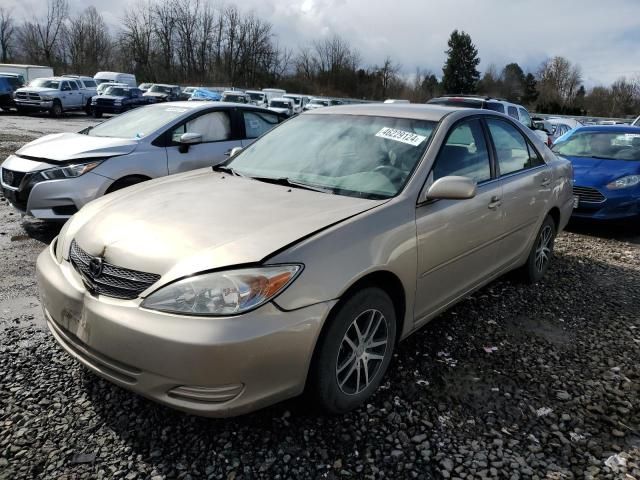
(14, 76), (96, 117)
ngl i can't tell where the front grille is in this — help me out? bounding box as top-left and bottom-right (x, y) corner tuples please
(1, 168), (26, 188)
(573, 186), (605, 203)
(69, 240), (161, 300)
(16, 91), (41, 101)
(97, 98), (115, 106)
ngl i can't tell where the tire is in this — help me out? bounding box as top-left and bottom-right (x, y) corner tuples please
(49, 100), (62, 118)
(16, 107), (27, 115)
(105, 176), (148, 194)
(521, 215), (556, 283)
(310, 287), (397, 414)
(85, 100), (92, 115)
(93, 109), (102, 118)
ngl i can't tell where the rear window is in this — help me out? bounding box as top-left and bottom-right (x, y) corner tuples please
(507, 106), (518, 119)
(428, 98), (484, 109)
(83, 80), (96, 88)
(486, 102), (505, 113)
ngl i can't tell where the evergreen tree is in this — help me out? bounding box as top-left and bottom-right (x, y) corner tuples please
(522, 73), (538, 106)
(501, 63), (525, 102)
(441, 30), (480, 94)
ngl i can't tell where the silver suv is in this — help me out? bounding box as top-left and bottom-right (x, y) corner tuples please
(428, 95), (548, 144)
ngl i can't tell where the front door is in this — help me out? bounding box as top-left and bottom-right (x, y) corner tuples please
(414, 118), (504, 324)
(166, 109), (242, 174)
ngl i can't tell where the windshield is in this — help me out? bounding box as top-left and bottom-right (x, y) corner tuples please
(552, 130), (640, 161)
(149, 85), (173, 94)
(248, 92), (264, 101)
(310, 99), (329, 106)
(86, 104), (188, 139)
(228, 114), (437, 199)
(284, 96), (301, 105)
(104, 87), (127, 96)
(29, 79), (59, 89)
(223, 94), (245, 102)
(270, 101), (290, 108)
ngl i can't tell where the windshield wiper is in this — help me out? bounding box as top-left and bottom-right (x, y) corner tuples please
(247, 176), (334, 194)
(212, 164), (244, 176)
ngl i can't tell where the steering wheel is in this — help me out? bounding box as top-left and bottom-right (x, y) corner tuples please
(373, 165), (405, 188)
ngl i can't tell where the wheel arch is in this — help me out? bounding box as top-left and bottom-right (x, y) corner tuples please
(105, 174), (152, 194)
(547, 206), (561, 231)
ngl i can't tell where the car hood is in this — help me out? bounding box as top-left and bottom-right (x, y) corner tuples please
(95, 95), (125, 101)
(269, 107), (289, 113)
(144, 92), (169, 97)
(17, 86), (57, 94)
(16, 132), (139, 163)
(66, 169), (385, 284)
(561, 155), (640, 186)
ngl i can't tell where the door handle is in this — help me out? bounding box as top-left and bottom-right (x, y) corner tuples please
(488, 195), (502, 209)
(541, 178), (551, 187)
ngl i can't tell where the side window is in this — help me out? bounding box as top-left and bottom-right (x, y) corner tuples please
(486, 119), (543, 175)
(83, 80), (96, 88)
(507, 106), (518, 119)
(518, 108), (531, 127)
(70, 81), (79, 90)
(171, 111), (231, 143)
(432, 119), (491, 183)
(243, 111), (280, 139)
(485, 102), (505, 113)
(61, 81), (70, 91)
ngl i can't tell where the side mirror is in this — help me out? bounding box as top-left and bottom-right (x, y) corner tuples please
(178, 132), (202, 153)
(226, 146), (243, 157)
(423, 176), (477, 201)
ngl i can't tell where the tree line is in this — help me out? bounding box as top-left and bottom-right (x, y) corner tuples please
(0, 0), (638, 117)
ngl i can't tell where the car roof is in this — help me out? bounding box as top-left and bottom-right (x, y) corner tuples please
(144, 101), (273, 111)
(308, 103), (472, 121)
(572, 125), (640, 133)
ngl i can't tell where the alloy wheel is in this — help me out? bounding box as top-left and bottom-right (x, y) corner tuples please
(535, 225), (553, 272)
(335, 309), (389, 395)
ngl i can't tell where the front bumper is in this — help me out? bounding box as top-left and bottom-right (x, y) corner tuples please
(36, 243), (333, 417)
(572, 188), (640, 220)
(0, 167), (111, 220)
(93, 104), (126, 113)
(15, 100), (54, 110)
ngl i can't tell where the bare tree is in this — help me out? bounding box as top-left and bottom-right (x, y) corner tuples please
(537, 56), (582, 108)
(67, 6), (111, 73)
(376, 56), (401, 98)
(0, 8), (15, 63)
(120, 1), (155, 80)
(19, 0), (68, 66)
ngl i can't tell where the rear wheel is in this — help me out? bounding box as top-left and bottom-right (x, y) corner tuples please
(49, 100), (62, 118)
(521, 215), (556, 283)
(93, 109), (102, 118)
(310, 287), (397, 414)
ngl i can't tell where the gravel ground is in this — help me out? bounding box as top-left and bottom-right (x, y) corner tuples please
(1, 114), (639, 479)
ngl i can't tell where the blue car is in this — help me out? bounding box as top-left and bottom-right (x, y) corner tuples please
(552, 125), (640, 220)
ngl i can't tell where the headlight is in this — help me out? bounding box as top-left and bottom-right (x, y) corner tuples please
(39, 161), (103, 180)
(141, 265), (302, 316)
(41, 95), (54, 101)
(607, 175), (640, 190)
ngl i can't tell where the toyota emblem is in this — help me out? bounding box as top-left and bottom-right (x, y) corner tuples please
(89, 257), (104, 278)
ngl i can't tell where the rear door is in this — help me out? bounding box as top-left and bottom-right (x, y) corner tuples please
(414, 118), (504, 323)
(484, 117), (551, 267)
(165, 107), (243, 174)
(240, 109), (282, 147)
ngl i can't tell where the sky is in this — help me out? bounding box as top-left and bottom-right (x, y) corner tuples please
(7, 0), (640, 87)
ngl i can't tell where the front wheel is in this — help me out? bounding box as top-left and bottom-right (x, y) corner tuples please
(49, 101), (62, 118)
(521, 215), (556, 283)
(92, 109), (102, 118)
(310, 287), (397, 414)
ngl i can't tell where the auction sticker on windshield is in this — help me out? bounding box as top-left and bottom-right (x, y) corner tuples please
(375, 127), (427, 146)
